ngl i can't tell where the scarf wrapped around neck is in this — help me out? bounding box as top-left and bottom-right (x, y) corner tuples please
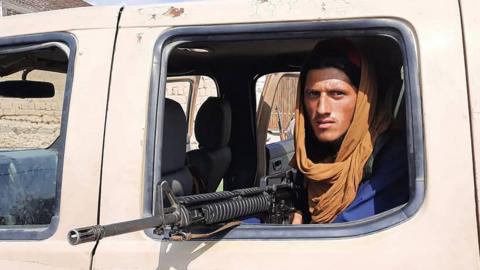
(293, 52), (391, 223)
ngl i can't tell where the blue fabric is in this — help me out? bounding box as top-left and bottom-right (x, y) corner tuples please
(332, 132), (409, 222)
(292, 132), (409, 223)
(241, 217), (262, 224)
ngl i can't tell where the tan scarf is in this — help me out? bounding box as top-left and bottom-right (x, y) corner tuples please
(293, 53), (391, 223)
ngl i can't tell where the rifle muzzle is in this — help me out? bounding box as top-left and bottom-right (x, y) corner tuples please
(68, 225), (105, 245)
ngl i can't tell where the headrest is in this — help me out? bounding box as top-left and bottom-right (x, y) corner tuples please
(161, 98), (187, 174)
(0, 80), (54, 98)
(195, 97), (231, 149)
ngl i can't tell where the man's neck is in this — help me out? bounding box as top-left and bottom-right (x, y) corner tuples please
(306, 135), (344, 163)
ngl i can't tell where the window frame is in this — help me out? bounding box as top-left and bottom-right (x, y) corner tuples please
(144, 19), (424, 239)
(0, 33), (77, 240)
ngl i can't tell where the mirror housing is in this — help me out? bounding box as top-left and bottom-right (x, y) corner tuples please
(0, 80), (55, 98)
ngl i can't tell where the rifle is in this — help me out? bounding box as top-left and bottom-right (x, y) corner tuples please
(68, 170), (295, 245)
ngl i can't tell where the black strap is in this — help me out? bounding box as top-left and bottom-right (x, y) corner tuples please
(363, 132), (392, 180)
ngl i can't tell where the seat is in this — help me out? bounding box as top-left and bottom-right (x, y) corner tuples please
(161, 98), (193, 196)
(187, 97), (232, 193)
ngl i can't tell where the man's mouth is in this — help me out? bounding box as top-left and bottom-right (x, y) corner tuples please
(315, 118), (335, 129)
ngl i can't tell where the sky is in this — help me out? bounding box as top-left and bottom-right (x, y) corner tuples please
(86, 0), (190, 5)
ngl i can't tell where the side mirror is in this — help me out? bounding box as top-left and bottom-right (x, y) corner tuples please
(0, 80), (55, 98)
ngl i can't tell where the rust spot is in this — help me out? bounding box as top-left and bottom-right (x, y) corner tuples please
(162, 6), (185, 18)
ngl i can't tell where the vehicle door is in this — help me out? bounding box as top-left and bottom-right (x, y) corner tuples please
(0, 7), (120, 269)
(460, 0), (480, 228)
(93, 1), (479, 269)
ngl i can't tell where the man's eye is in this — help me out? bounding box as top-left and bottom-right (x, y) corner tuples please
(331, 90), (345, 97)
(306, 90), (320, 98)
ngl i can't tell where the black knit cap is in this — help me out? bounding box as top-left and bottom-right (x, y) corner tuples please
(300, 38), (361, 92)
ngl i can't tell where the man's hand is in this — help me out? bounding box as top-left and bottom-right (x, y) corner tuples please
(291, 211), (303, 224)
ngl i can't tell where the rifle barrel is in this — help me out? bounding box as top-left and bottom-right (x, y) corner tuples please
(68, 214), (179, 245)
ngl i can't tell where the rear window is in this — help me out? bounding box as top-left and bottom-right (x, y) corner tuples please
(0, 39), (73, 239)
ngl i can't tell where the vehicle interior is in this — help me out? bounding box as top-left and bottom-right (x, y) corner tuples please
(164, 35), (406, 202)
(0, 46), (67, 78)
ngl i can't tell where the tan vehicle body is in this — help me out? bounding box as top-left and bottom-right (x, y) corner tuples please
(0, 0), (479, 269)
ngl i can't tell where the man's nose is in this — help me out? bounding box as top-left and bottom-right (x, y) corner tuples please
(317, 94), (331, 115)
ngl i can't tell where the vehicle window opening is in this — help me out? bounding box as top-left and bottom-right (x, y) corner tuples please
(148, 21), (423, 239)
(0, 42), (70, 237)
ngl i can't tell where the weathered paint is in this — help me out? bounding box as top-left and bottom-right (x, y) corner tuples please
(162, 6), (185, 18)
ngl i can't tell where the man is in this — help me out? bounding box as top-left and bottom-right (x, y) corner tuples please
(292, 39), (409, 224)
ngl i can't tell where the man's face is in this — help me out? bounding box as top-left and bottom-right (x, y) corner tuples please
(303, 67), (357, 143)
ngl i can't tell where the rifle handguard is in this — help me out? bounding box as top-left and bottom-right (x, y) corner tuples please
(202, 194), (270, 224)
